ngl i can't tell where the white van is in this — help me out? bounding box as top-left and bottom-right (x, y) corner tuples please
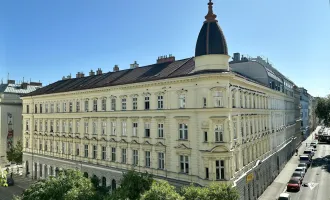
(278, 193), (291, 200)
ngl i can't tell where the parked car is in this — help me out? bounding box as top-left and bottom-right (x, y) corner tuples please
(303, 149), (314, 157)
(286, 178), (301, 192)
(298, 163), (308, 172)
(300, 155), (311, 167)
(278, 192), (291, 200)
(291, 171), (303, 183)
(310, 142), (317, 148)
(294, 167), (306, 177)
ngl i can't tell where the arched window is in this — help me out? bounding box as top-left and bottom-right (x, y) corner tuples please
(83, 172), (88, 178)
(112, 179), (116, 190)
(102, 177), (106, 187)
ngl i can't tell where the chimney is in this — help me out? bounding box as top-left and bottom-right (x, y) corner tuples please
(29, 82), (42, 86)
(157, 54), (175, 64)
(67, 74), (71, 79)
(113, 65), (119, 72)
(62, 76), (66, 80)
(89, 70), (95, 76)
(130, 61), (139, 69)
(21, 82), (28, 89)
(96, 68), (102, 75)
(76, 72), (81, 78)
(80, 72), (85, 78)
(233, 53), (240, 62)
(7, 80), (15, 84)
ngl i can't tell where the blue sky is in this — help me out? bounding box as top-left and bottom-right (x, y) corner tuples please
(1, 0), (329, 97)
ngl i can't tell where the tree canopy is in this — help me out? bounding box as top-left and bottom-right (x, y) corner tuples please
(6, 140), (23, 164)
(0, 168), (8, 187)
(315, 96), (330, 126)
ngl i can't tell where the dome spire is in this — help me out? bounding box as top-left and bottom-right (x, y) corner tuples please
(205, 0), (217, 22)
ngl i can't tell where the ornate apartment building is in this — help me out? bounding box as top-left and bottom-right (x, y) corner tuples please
(21, 1), (298, 200)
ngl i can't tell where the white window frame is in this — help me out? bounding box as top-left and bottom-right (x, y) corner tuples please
(92, 121), (97, 135)
(56, 121), (59, 132)
(111, 98), (116, 111)
(216, 160), (225, 180)
(180, 155), (189, 173)
(69, 121), (72, 133)
(144, 96), (150, 110)
(85, 100), (89, 112)
(111, 121), (116, 135)
(132, 150), (138, 166)
(102, 146), (106, 160)
(102, 99), (106, 111)
(84, 145), (89, 158)
(69, 102), (73, 112)
(215, 125), (223, 142)
(179, 123), (188, 140)
(179, 94), (186, 108)
(93, 145), (97, 159)
(145, 151), (151, 168)
(93, 99), (98, 111)
(76, 101), (80, 112)
(102, 121), (106, 135)
(158, 152), (165, 170)
(157, 95), (163, 109)
(44, 120), (48, 131)
(122, 121), (127, 136)
(132, 97), (138, 110)
(63, 102), (67, 112)
(111, 147), (116, 162)
(75, 121), (80, 133)
(51, 104), (54, 113)
(132, 122), (138, 137)
(84, 122), (88, 134)
(121, 98), (127, 110)
(121, 149), (127, 164)
(158, 123), (164, 138)
(145, 123), (150, 138)
(214, 91), (223, 107)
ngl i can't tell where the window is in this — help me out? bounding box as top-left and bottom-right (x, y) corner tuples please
(35, 104), (37, 113)
(62, 121), (66, 132)
(179, 124), (188, 140)
(40, 104), (43, 113)
(111, 121), (116, 135)
(132, 122), (138, 136)
(75, 121), (80, 133)
(121, 98), (127, 110)
(203, 97), (207, 108)
(69, 121), (72, 133)
(132, 97), (138, 110)
(121, 149), (127, 164)
(39, 140), (42, 150)
(45, 141), (48, 151)
(26, 105), (29, 113)
(56, 103), (60, 113)
(205, 168), (209, 179)
(233, 122), (237, 140)
(216, 160), (225, 180)
(145, 151), (151, 168)
(111, 99), (116, 111)
(144, 97), (150, 110)
(93, 121), (97, 135)
(76, 144), (80, 156)
(84, 145), (88, 157)
(69, 102), (73, 112)
(180, 155), (189, 173)
(93, 145), (97, 159)
(56, 142), (59, 152)
(145, 123), (150, 138)
(215, 125), (223, 142)
(76, 102), (80, 112)
(102, 121), (106, 135)
(132, 150), (138, 166)
(34, 120), (38, 131)
(68, 143), (72, 155)
(50, 141), (52, 152)
(102, 146), (106, 160)
(25, 120), (29, 131)
(204, 131), (208, 142)
(85, 100), (89, 112)
(111, 148), (116, 162)
(232, 92), (236, 108)
(84, 122), (88, 134)
(158, 152), (165, 169)
(179, 94), (186, 108)
(158, 123), (164, 138)
(50, 121), (54, 132)
(63, 102), (66, 112)
(39, 120), (43, 131)
(44, 121), (48, 131)
(157, 96), (163, 109)
(93, 99), (97, 111)
(102, 177), (107, 187)
(122, 121), (127, 136)
(45, 104), (48, 113)
(214, 91), (223, 107)
(102, 99), (106, 111)
(62, 142), (65, 154)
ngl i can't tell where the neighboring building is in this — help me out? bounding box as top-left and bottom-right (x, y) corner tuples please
(293, 85), (302, 145)
(299, 87), (310, 139)
(0, 80), (42, 165)
(308, 96), (317, 132)
(21, 1), (297, 200)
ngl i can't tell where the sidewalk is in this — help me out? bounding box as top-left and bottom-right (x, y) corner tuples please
(258, 130), (317, 200)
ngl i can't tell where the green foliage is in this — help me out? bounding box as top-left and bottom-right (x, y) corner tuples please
(315, 96), (330, 126)
(0, 168), (8, 187)
(140, 180), (183, 200)
(19, 169), (96, 200)
(180, 183), (239, 200)
(106, 170), (153, 200)
(90, 175), (111, 196)
(6, 140), (23, 164)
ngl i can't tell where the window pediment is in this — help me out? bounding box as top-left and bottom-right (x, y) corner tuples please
(176, 89), (188, 95)
(175, 143), (191, 149)
(109, 138), (117, 143)
(100, 137), (107, 141)
(131, 140), (140, 144)
(142, 116), (152, 122)
(174, 116), (190, 123)
(142, 92), (151, 97)
(119, 95), (127, 99)
(155, 91), (165, 96)
(143, 141), (152, 146)
(75, 135), (80, 139)
(210, 86), (226, 92)
(201, 121), (209, 129)
(210, 145), (229, 153)
(154, 116), (166, 122)
(119, 139), (127, 143)
(130, 94), (139, 98)
(209, 116), (227, 124)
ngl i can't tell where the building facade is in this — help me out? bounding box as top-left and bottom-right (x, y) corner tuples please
(22, 1), (297, 200)
(299, 87), (310, 139)
(0, 80), (42, 165)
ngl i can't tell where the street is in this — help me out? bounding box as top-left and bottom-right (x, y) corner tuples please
(286, 141), (330, 200)
(0, 175), (35, 200)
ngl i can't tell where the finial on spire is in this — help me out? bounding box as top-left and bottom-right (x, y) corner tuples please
(205, 0), (217, 22)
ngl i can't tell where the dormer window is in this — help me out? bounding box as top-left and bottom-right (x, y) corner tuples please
(213, 91), (223, 107)
(179, 94), (186, 108)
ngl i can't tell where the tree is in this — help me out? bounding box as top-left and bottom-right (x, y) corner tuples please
(0, 168), (8, 187)
(107, 170), (153, 200)
(6, 140), (23, 164)
(140, 180), (183, 200)
(180, 183), (239, 200)
(90, 175), (111, 196)
(18, 169), (97, 200)
(315, 96), (330, 126)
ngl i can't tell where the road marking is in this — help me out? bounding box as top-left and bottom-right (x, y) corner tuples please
(308, 182), (319, 190)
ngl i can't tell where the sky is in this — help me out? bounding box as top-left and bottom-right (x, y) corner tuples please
(0, 0), (329, 97)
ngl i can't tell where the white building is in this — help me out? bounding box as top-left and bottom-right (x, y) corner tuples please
(0, 80), (42, 165)
(21, 1), (298, 199)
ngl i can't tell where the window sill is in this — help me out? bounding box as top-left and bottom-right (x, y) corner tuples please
(177, 139), (189, 142)
(156, 137), (165, 140)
